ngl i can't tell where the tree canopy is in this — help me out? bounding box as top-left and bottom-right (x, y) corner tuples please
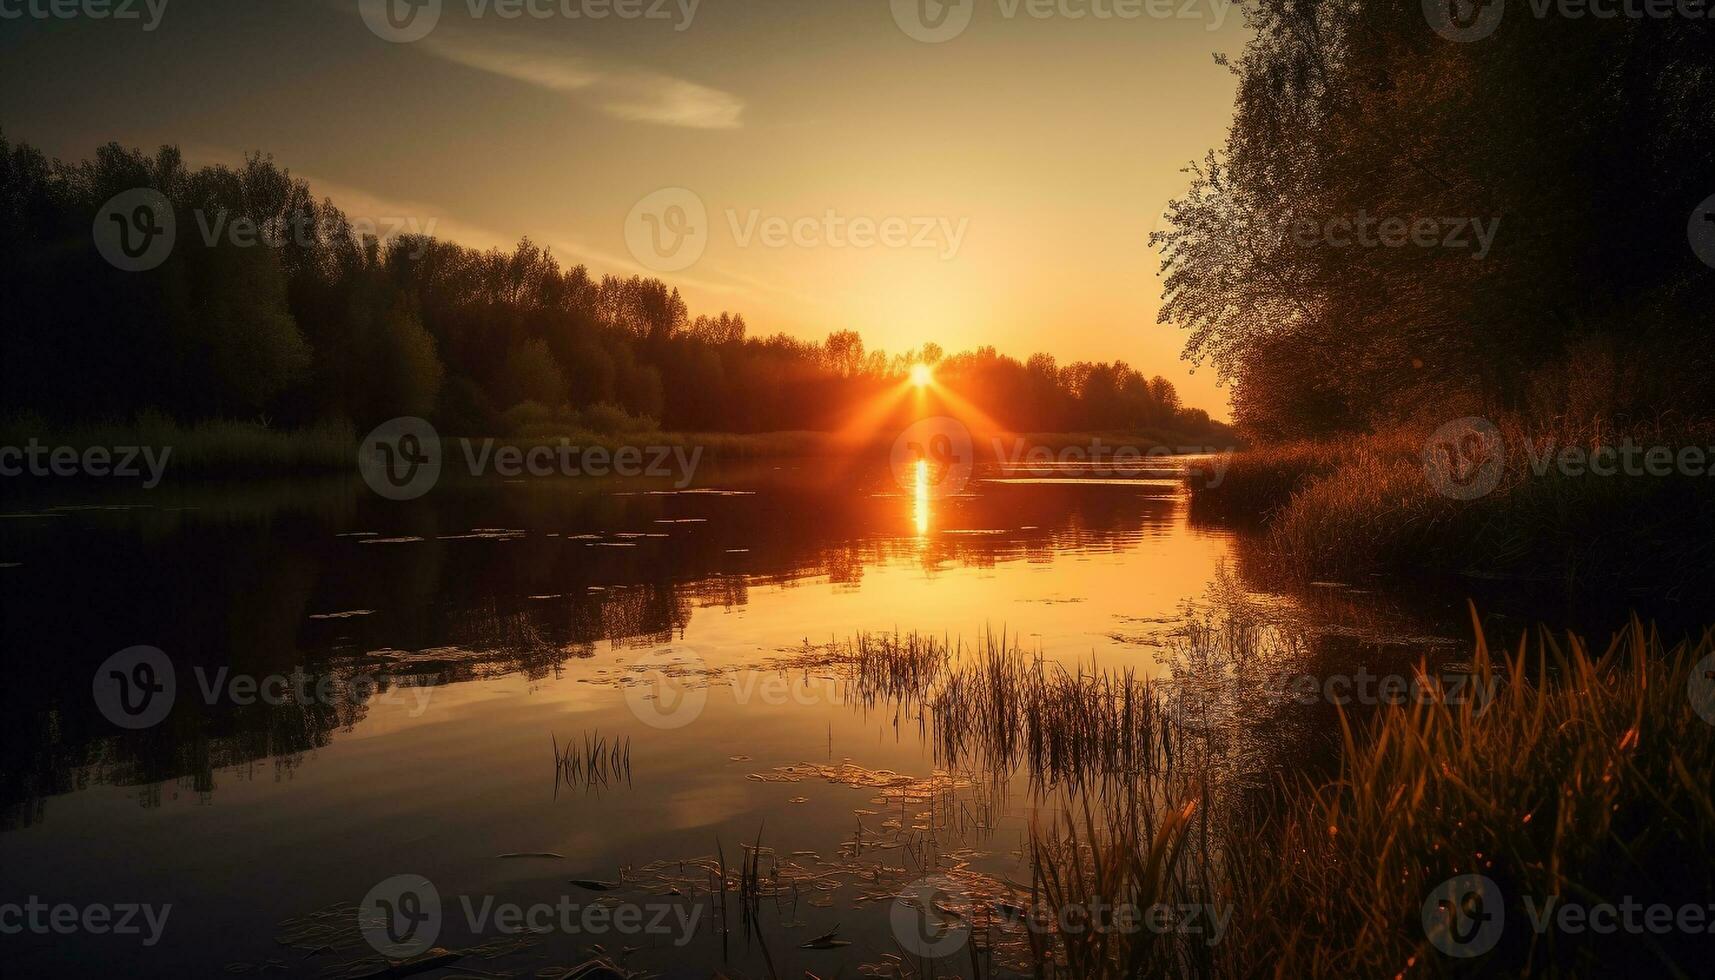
(1, 133), (1218, 441)
(1156, 2), (1715, 439)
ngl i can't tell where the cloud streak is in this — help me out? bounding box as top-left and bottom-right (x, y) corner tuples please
(420, 27), (743, 130)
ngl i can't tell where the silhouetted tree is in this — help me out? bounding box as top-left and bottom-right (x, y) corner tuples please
(1156, 2), (1715, 437)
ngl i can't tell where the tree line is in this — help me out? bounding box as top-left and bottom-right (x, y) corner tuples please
(0, 132), (1217, 440)
(1155, 2), (1715, 440)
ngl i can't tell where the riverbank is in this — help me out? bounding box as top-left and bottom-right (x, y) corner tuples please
(0, 415), (1235, 480)
(1186, 422), (1715, 595)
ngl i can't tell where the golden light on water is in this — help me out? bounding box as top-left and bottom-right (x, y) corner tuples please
(913, 457), (931, 537)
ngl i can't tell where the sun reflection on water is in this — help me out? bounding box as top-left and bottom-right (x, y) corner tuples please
(914, 457), (931, 537)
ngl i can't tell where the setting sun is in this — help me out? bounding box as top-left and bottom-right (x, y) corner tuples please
(910, 363), (933, 388)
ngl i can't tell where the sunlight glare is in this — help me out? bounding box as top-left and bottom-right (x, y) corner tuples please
(911, 363), (933, 388)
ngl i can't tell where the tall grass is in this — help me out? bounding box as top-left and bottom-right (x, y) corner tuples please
(1224, 611), (1715, 977)
(1026, 797), (1216, 979)
(1021, 610), (1715, 977)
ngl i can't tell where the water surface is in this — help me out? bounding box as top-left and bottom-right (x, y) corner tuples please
(0, 457), (1653, 976)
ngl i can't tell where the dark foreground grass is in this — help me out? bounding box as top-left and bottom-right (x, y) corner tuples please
(1021, 613), (1715, 978)
(840, 614), (1715, 976)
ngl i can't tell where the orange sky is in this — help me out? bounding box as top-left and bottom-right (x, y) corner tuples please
(0, 0), (1249, 417)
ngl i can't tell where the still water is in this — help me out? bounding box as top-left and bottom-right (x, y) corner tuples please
(0, 457), (1658, 976)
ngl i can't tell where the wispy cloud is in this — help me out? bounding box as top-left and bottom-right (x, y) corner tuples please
(420, 27), (743, 130)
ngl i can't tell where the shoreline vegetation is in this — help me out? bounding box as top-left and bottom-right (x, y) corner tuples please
(0, 412), (1236, 481)
(842, 612), (1715, 977)
(1184, 420), (1715, 597)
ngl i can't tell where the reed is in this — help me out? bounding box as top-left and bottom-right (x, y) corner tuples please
(1221, 611), (1715, 977)
(1018, 608), (1715, 977)
(552, 730), (631, 791)
(833, 631), (1191, 792)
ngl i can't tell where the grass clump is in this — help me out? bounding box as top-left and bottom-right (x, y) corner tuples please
(1185, 431), (1418, 524)
(1222, 612), (1715, 977)
(1019, 610), (1715, 978)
